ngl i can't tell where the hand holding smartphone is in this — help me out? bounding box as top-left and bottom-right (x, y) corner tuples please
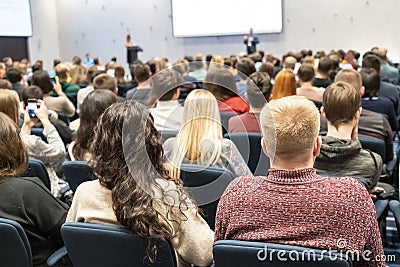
(27, 99), (39, 118)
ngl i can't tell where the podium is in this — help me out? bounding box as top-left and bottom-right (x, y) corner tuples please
(127, 46), (143, 65)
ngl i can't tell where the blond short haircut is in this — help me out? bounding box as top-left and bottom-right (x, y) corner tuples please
(55, 63), (69, 80)
(260, 96), (320, 159)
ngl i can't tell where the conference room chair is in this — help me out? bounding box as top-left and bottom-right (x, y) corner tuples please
(159, 130), (178, 142)
(25, 157), (51, 190)
(62, 161), (93, 192)
(220, 112), (238, 135)
(224, 132), (270, 176)
(213, 240), (352, 267)
(61, 222), (177, 267)
(31, 128), (47, 142)
(180, 164), (235, 230)
(0, 218), (67, 267)
(358, 136), (398, 184)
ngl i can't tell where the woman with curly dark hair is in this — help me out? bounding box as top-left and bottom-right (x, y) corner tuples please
(69, 90), (117, 161)
(66, 100), (213, 266)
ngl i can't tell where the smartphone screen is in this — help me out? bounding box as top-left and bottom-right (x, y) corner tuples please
(27, 100), (37, 118)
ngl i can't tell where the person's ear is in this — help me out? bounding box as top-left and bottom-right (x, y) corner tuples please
(313, 136), (322, 158)
(267, 94), (273, 102)
(354, 107), (362, 121)
(114, 87), (118, 95)
(359, 86), (365, 97)
(320, 106), (326, 118)
(261, 137), (268, 157)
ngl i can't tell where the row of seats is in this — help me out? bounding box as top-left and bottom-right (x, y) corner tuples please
(0, 218), (352, 266)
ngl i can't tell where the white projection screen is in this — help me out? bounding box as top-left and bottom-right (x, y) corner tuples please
(171, 0), (282, 37)
(0, 0), (32, 36)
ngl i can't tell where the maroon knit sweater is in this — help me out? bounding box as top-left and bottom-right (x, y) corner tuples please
(215, 168), (385, 267)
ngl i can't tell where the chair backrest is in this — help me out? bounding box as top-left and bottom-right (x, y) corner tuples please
(220, 112), (238, 135)
(25, 158), (51, 190)
(224, 132), (270, 176)
(62, 161), (93, 192)
(159, 130), (178, 142)
(180, 164), (235, 230)
(61, 222), (177, 267)
(31, 128), (47, 141)
(358, 136), (386, 163)
(213, 240), (352, 267)
(0, 218), (33, 267)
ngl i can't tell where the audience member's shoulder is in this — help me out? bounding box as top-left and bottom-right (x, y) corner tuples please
(325, 176), (367, 193)
(221, 175), (255, 197)
(75, 179), (103, 195)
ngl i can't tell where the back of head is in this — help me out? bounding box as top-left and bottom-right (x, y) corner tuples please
(133, 64), (151, 83)
(272, 69), (296, 100)
(334, 69), (362, 92)
(360, 68), (380, 98)
(260, 96), (320, 161)
(0, 79), (12, 90)
(0, 89), (20, 123)
(236, 57), (256, 79)
(55, 63), (69, 80)
(32, 70), (54, 94)
(72, 56), (82, 65)
(362, 54), (381, 73)
(297, 64), (315, 82)
(149, 69), (183, 104)
(283, 56), (297, 70)
(114, 65), (125, 83)
(247, 72), (271, 109)
(204, 68), (238, 101)
(322, 81), (361, 129)
(0, 112), (28, 177)
(93, 74), (117, 92)
(172, 59), (189, 75)
(168, 89), (222, 178)
(73, 90), (118, 160)
(21, 86), (43, 106)
(6, 68), (22, 84)
(317, 57), (332, 74)
(258, 62), (274, 79)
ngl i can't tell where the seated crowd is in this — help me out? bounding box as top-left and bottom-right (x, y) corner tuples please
(0, 46), (399, 266)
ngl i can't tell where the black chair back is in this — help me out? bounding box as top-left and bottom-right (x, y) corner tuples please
(213, 240), (352, 267)
(159, 130), (178, 142)
(25, 158), (51, 190)
(359, 137), (386, 163)
(31, 128), (47, 142)
(61, 222), (177, 267)
(225, 132), (270, 176)
(220, 112), (238, 135)
(180, 164), (234, 230)
(0, 218), (33, 267)
(62, 161), (93, 192)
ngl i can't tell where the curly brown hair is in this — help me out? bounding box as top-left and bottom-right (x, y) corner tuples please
(90, 100), (191, 263)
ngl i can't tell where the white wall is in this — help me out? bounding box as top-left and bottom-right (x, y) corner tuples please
(30, 0), (400, 69)
(28, 0), (60, 70)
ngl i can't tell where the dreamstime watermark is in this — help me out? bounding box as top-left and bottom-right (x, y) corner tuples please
(256, 239), (396, 263)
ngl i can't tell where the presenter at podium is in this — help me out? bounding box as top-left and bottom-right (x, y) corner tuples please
(243, 28), (259, 54)
(125, 34), (143, 66)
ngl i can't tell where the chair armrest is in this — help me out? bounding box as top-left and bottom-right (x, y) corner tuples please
(386, 156), (398, 173)
(47, 246), (68, 266)
(60, 185), (71, 196)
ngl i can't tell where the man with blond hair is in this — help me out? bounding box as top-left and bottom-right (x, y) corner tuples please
(215, 95), (384, 267)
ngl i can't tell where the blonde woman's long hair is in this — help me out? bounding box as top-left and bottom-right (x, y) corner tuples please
(167, 89), (223, 179)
